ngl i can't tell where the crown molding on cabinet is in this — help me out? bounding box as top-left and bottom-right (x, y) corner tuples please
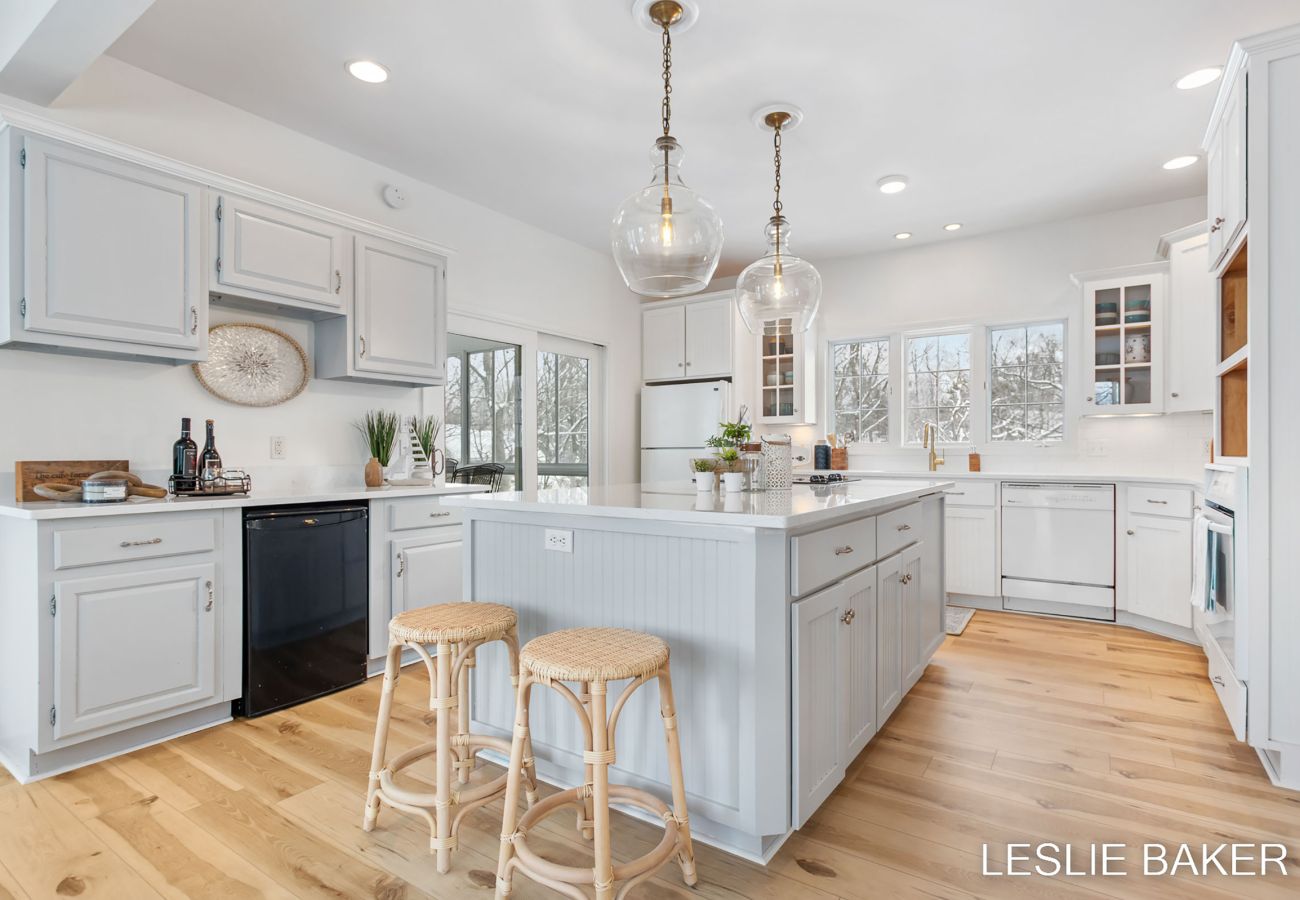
(1155, 220), (1209, 259)
(0, 104), (458, 260)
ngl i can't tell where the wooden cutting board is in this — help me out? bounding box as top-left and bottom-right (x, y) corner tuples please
(15, 459), (130, 502)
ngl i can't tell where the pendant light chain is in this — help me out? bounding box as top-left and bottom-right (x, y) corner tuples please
(661, 24), (673, 137)
(772, 120), (784, 259)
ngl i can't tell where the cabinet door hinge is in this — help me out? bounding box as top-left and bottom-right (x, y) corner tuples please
(49, 595), (55, 616)
(19, 148), (26, 168)
(49, 706), (56, 726)
(215, 198), (223, 222)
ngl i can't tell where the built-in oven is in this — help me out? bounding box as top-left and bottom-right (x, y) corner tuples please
(1195, 463), (1248, 742)
(1201, 501), (1237, 669)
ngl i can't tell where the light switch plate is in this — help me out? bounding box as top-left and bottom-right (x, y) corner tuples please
(544, 529), (573, 553)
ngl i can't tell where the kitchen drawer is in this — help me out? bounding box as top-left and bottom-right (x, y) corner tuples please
(1126, 485), (1192, 519)
(53, 516), (217, 570)
(790, 517), (877, 597)
(1204, 631), (1247, 742)
(388, 497), (462, 531)
(941, 481), (996, 507)
(876, 502), (921, 558)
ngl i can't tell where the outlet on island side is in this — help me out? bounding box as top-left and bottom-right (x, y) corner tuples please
(544, 528), (573, 553)
(270, 436), (287, 460)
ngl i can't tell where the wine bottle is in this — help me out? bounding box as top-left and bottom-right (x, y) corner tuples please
(199, 419), (222, 484)
(172, 418), (198, 487)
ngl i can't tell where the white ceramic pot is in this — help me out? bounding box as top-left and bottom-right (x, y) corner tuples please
(722, 472), (746, 493)
(693, 472), (715, 491)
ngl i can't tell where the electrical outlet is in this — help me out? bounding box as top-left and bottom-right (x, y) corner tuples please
(1083, 440), (1105, 458)
(544, 529), (573, 553)
(270, 436), (287, 459)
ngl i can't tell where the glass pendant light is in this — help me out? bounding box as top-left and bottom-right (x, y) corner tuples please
(611, 1), (723, 298)
(736, 110), (822, 334)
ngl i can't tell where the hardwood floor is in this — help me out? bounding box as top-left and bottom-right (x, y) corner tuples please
(1, 610), (1297, 898)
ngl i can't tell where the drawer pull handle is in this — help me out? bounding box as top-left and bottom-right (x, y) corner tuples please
(335, 269), (343, 293)
(429, 511), (451, 518)
(1145, 499), (1168, 505)
(840, 609), (856, 625)
(1212, 675), (1225, 687)
(120, 537), (162, 548)
(896, 523), (912, 532)
(303, 518), (318, 525)
(396, 552), (405, 577)
(947, 491), (965, 496)
(204, 580), (214, 612)
(833, 545), (854, 556)
(191, 306), (199, 334)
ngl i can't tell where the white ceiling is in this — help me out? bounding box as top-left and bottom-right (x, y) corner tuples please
(106, 0), (1298, 273)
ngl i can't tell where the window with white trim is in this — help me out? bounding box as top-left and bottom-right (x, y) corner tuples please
(904, 332), (971, 444)
(830, 338), (890, 443)
(989, 321), (1066, 442)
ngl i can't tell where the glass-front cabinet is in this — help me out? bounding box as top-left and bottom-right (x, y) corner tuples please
(756, 316), (816, 425)
(1079, 267), (1166, 415)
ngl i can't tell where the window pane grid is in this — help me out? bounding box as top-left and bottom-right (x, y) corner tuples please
(538, 350), (590, 488)
(830, 339), (890, 443)
(990, 322), (1065, 442)
(904, 333), (970, 444)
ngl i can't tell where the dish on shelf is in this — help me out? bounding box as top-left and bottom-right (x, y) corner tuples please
(1124, 313), (1151, 323)
(1096, 313), (1120, 326)
(1095, 352), (1121, 365)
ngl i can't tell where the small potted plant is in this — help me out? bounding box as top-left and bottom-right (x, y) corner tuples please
(411, 414), (442, 479)
(691, 457), (717, 491)
(707, 406), (752, 474)
(355, 409), (399, 487)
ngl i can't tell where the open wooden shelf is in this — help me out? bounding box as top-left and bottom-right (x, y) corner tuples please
(1220, 359), (1248, 458)
(1221, 241), (1248, 361)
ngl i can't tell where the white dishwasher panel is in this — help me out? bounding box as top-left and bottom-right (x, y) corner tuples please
(1001, 483), (1115, 587)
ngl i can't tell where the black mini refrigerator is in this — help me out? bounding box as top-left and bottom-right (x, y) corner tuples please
(238, 503), (369, 717)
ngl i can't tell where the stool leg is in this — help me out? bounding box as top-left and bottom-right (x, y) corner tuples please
(503, 627), (539, 806)
(495, 670), (534, 899)
(589, 681), (614, 900)
(434, 641), (455, 873)
(658, 664), (698, 886)
(578, 680), (594, 840)
(456, 643), (474, 785)
(363, 640), (402, 831)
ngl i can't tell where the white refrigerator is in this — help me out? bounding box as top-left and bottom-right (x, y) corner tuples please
(640, 380), (731, 486)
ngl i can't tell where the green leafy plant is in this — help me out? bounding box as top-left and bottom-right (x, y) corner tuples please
(691, 457), (717, 473)
(355, 410), (400, 466)
(705, 404), (752, 451)
(718, 447), (741, 463)
(411, 415), (441, 460)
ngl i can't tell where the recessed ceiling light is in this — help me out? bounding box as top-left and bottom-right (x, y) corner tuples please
(347, 60), (389, 84)
(1163, 155), (1199, 170)
(943, 223), (962, 232)
(877, 175), (908, 195)
(1175, 67), (1222, 90)
(894, 232), (912, 240)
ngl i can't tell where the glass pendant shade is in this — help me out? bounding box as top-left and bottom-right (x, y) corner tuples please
(611, 136), (723, 298)
(736, 217), (822, 334)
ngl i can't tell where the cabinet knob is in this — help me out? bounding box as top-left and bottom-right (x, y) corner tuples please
(1127, 529), (1135, 535)
(677, 362), (683, 367)
(1171, 392), (1180, 398)
(1085, 396), (1094, 403)
(840, 609), (856, 625)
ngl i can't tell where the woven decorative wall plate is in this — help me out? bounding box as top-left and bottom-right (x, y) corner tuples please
(192, 323), (309, 407)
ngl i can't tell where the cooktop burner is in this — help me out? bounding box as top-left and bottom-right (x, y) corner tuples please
(793, 473), (863, 484)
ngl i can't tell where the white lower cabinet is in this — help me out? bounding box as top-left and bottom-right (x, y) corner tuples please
(53, 563), (218, 741)
(791, 564), (876, 827)
(944, 506), (997, 596)
(391, 530), (463, 617)
(876, 545), (923, 725)
(1123, 513), (1192, 629)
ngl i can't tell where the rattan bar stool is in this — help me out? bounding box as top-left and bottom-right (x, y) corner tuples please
(363, 602), (538, 874)
(495, 627), (697, 900)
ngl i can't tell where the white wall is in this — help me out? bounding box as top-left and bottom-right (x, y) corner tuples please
(0, 57), (640, 488)
(733, 195), (1214, 479)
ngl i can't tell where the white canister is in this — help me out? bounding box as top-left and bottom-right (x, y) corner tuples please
(762, 435), (793, 490)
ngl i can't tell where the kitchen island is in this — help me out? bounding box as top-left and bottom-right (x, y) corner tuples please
(441, 478), (952, 860)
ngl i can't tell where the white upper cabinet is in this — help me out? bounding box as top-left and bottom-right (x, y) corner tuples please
(1078, 267), (1166, 415)
(641, 293), (733, 382)
(1162, 228), (1215, 413)
(1206, 68), (1246, 270)
(317, 234), (448, 385)
(16, 135), (204, 358)
(684, 297), (733, 379)
(756, 315), (817, 425)
(642, 303), (686, 381)
(213, 193), (350, 314)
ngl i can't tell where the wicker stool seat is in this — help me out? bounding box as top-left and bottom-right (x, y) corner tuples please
(495, 627), (696, 899)
(520, 627), (669, 683)
(389, 601), (516, 645)
(363, 601), (537, 874)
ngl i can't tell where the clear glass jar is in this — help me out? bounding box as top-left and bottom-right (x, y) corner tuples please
(740, 442), (765, 492)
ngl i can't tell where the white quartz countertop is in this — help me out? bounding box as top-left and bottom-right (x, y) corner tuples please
(826, 468), (1201, 487)
(0, 482), (486, 520)
(440, 480), (954, 529)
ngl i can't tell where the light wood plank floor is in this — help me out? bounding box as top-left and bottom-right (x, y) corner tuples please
(1, 610), (1297, 898)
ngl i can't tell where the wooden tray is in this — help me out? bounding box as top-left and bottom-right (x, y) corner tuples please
(15, 459), (130, 502)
